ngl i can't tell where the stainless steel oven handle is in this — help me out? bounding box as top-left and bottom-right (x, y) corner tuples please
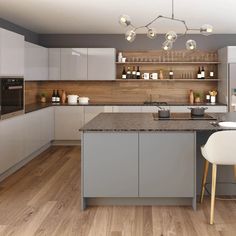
(8, 86), (23, 90)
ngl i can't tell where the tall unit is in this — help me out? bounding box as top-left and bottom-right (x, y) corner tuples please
(218, 46), (236, 111)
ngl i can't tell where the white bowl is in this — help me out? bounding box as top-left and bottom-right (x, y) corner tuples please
(79, 97), (89, 104)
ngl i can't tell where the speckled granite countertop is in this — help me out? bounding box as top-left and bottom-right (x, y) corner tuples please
(25, 102), (227, 114)
(80, 112), (236, 132)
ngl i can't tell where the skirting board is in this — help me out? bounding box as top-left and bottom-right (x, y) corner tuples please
(86, 197), (193, 207)
(0, 142), (51, 183)
(52, 140), (81, 146)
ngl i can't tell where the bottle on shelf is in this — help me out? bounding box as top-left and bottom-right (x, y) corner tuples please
(197, 67), (201, 79)
(189, 90), (194, 104)
(169, 69), (174, 79)
(56, 90), (60, 104)
(126, 67), (131, 79)
(159, 70), (164, 80)
(132, 66), (137, 79)
(136, 66), (141, 79)
(52, 90), (56, 104)
(201, 66), (205, 79)
(122, 66), (127, 79)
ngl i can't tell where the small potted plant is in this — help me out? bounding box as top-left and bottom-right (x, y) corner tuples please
(194, 92), (203, 103)
(40, 92), (47, 103)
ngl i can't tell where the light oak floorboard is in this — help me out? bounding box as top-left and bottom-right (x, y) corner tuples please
(0, 146), (235, 236)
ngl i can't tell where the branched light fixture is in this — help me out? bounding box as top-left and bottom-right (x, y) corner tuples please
(119, 0), (213, 50)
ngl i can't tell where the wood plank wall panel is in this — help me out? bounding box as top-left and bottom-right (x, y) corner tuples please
(25, 81), (217, 105)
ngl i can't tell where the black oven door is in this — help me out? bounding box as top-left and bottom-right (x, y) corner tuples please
(1, 78), (24, 115)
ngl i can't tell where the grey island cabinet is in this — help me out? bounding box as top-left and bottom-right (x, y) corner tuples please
(80, 112), (235, 210)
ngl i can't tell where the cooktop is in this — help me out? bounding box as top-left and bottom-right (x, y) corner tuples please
(153, 113), (217, 120)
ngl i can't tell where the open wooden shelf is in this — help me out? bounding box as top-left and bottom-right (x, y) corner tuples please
(116, 62), (220, 65)
(116, 79), (220, 82)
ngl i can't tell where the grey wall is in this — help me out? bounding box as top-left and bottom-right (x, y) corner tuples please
(0, 18), (38, 44)
(39, 34), (236, 51)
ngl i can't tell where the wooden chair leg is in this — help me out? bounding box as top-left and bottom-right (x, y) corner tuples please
(210, 163), (217, 225)
(200, 160), (209, 203)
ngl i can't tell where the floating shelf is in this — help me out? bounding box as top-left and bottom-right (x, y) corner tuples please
(116, 62), (220, 65)
(116, 79), (220, 82)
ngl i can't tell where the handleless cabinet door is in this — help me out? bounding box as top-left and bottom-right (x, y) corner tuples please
(54, 106), (84, 140)
(25, 42), (48, 81)
(61, 48), (87, 80)
(40, 107), (54, 146)
(83, 132), (139, 197)
(49, 48), (61, 80)
(87, 48), (116, 80)
(139, 132), (195, 197)
(0, 28), (24, 76)
(0, 115), (25, 175)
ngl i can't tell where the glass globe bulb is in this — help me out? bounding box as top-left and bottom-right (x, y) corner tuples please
(147, 28), (157, 39)
(119, 15), (131, 27)
(200, 24), (213, 36)
(162, 40), (173, 51)
(186, 39), (197, 50)
(165, 31), (177, 42)
(125, 29), (136, 42)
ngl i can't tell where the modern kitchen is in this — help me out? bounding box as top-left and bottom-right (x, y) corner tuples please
(0, 0), (236, 235)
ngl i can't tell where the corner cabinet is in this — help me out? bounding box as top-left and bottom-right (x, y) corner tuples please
(0, 28), (24, 76)
(24, 42), (49, 81)
(48, 48), (61, 80)
(61, 48), (88, 80)
(87, 48), (116, 80)
(54, 106), (84, 140)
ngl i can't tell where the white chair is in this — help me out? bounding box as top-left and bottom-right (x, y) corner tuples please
(200, 130), (236, 225)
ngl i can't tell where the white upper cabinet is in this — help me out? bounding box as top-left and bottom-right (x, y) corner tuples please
(87, 48), (116, 80)
(61, 48), (88, 80)
(24, 42), (48, 81)
(0, 28), (24, 76)
(48, 48), (61, 80)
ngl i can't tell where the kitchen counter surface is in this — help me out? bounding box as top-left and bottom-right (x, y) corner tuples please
(80, 112), (236, 132)
(25, 102), (227, 114)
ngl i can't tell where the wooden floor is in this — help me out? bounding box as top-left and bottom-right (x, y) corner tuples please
(0, 146), (236, 236)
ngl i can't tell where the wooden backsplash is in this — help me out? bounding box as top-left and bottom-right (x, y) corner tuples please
(25, 81), (217, 105)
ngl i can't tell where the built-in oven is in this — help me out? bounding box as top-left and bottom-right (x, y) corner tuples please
(0, 77), (24, 119)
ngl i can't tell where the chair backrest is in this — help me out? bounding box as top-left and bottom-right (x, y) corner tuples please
(203, 131), (236, 165)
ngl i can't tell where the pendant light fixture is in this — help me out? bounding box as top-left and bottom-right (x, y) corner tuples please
(119, 0), (213, 50)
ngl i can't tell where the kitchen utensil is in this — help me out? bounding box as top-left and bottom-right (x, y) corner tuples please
(188, 107), (208, 116)
(67, 95), (79, 104)
(157, 106), (170, 118)
(142, 73), (150, 80)
(218, 122), (236, 128)
(150, 73), (158, 80)
(79, 97), (89, 104)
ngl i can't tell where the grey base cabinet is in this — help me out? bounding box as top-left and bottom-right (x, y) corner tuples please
(139, 132), (195, 197)
(83, 131), (195, 199)
(83, 133), (139, 197)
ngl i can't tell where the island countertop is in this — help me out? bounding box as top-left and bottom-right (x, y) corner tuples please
(80, 112), (236, 132)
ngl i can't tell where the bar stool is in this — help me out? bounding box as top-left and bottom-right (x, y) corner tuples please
(200, 130), (236, 225)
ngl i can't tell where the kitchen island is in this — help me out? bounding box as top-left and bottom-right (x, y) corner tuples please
(80, 112), (236, 210)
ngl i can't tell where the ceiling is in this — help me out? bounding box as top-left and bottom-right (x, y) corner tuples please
(0, 0), (235, 34)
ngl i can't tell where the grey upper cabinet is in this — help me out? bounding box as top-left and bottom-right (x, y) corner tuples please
(61, 48), (88, 80)
(87, 48), (116, 80)
(48, 48), (61, 80)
